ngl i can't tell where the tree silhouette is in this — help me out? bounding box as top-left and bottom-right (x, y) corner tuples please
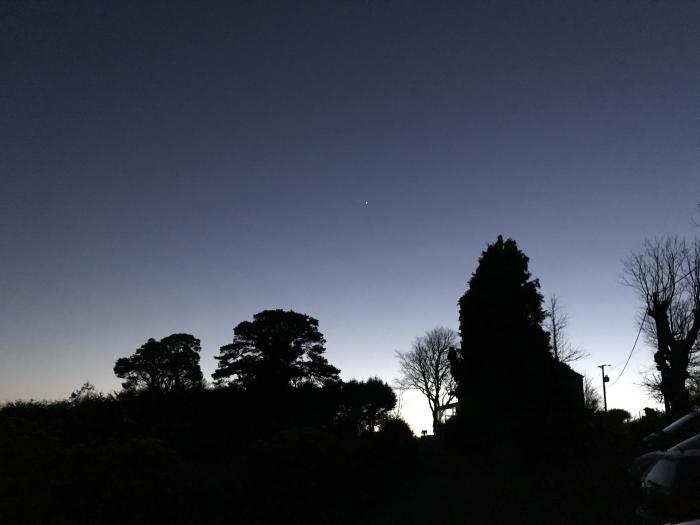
(450, 235), (552, 418)
(624, 237), (700, 417)
(68, 381), (102, 404)
(212, 309), (340, 390)
(337, 377), (397, 434)
(396, 327), (458, 434)
(544, 295), (587, 364)
(601, 408), (632, 426)
(114, 333), (203, 393)
(582, 374), (601, 412)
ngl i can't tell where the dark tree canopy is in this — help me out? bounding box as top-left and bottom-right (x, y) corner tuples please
(114, 333), (203, 393)
(336, 377), (397, 434)
(212, 309), (340, 390)
(451, 236), (552, 416)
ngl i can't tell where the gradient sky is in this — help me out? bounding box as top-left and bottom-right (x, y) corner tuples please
(1, 0), (699, 433)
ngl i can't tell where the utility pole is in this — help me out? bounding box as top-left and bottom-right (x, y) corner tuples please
(598, 364), (611, 412)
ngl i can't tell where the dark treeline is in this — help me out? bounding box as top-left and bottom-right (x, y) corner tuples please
(0, 384), (416, 524)
(0, 309), (415, 524)
(0, 235), (682, 524)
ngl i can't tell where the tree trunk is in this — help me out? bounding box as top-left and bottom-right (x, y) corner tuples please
(649, 298), (689, 416)
(650, 320), (695, 417)
(668, 340), (692, 417)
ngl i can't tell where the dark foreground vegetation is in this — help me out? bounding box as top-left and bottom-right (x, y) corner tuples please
(0, 388), (665, 525)
(4, 233), (699, 524)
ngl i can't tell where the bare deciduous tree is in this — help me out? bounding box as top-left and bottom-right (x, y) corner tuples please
(582, 374), (601, 412)
(544, 295), (587, 364)
(639, 367), (665, 404)
(624, 237), (700, 416)
(396, 326), (458, 434)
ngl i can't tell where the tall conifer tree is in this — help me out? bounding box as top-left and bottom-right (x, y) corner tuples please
(450, 236), (551, 416)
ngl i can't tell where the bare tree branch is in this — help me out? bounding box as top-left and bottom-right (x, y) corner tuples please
(544, 295), (588, 364)
(623, 237), (700, 416)
(396, 326), (458, 434)
(582, 373), (602, 412)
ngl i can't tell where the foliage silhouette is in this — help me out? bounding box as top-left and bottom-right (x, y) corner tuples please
(378, 416), (414, 442)
(114, 334), (203, 393)
(601, 408), (632, 425)
(336, 377), (397, 434)
(0, 386), (424, 525)
(0, 362), (637, 524)
(212, 309), (340, 390)
(450, 236), (553, 419)
(68, 381), (102, 404)
(0, 257), (642, 524)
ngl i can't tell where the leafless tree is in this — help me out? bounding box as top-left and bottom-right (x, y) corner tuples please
(396, 326), (458, 434)
(389, 383), (406, 419)
(639, 366), (665, 404)
(624, 237), (700, 416)
(582, 374), (602, 412)
(544, 295), (587, 364)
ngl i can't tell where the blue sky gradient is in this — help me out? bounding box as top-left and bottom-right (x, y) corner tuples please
(1, 0), (699, 431)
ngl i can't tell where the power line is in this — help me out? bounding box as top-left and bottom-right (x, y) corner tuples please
(611, 312), (647, 386)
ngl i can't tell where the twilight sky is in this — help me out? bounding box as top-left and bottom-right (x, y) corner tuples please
(1, 0), (699, 432)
